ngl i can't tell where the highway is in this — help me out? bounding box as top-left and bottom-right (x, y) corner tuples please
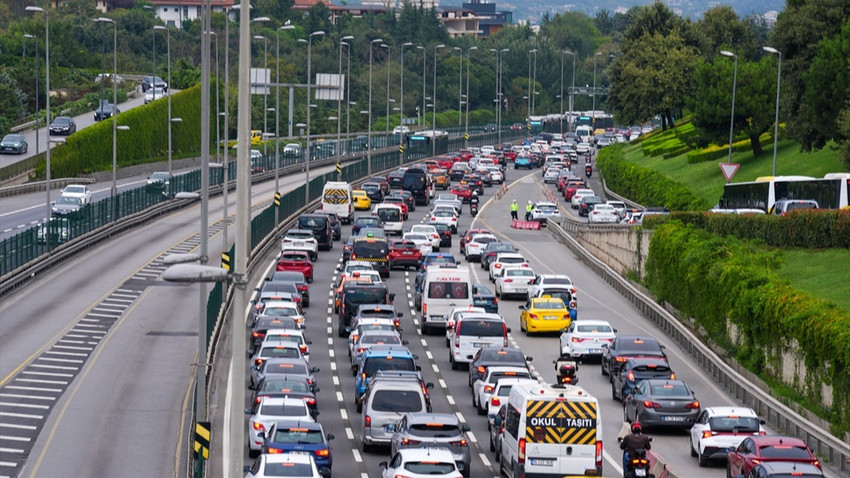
(1, 155), (840, 478)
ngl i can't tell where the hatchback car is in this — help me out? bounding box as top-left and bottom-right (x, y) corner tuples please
(727, 436), (822, 478)
(352, 190), (372, 210)
(379, 447), (463, 478)
(276, 250), (314, 282)
(623, 379), (700, 429)
(1, 134), (28, 154)
(471, 283), (498, 313)
(388, 239), (423, 270)
(467, 346), (532, 387)
(244, 453), (327, 478)
(744, 461), (824, 478)
(612, 358), (676, 400)
(689, 407), (765, 467)
(388, 413), (471, 477)
(247, 397), (316, 456)
(262, 420), (334, 475)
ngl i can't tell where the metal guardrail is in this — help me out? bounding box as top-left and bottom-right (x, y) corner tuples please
(547, 220), (850, 474)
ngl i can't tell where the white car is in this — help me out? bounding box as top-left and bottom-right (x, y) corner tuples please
(380, 447), (463, 478)
(489, 253), (529, 281)
(281, 229), (319, 261)
(262, 328), (312, 362)
(530, 202), (561, 222)
(284, 143), (301, 155)
(543, 167), (562, 183)
(495, 266), (536, 299)
(247, 396), (315, 455)
(445, 306), (487, 347)
(558, 319), (616, 360)
(527, 274), (577, 298)
(588, 203), (619, 223)
(256, 300), (305, 329)
(60, 184), (92, 205)
(576, 142), (590, 154)
(472, 366), (533, 413)
(688, 407), (765, 467)
(427, 208), (459, 233)
(144, 87), (166, 104)
(402, 232), (434, 256)
(245, 453), (325, 478)
(607, 200), (627, 216)
(464, 233), (498, 262)
(408, 224), (441, 250)
(571, 188), (595, 209)
(483, 377), (537, 419)
(484, 166), (504, 184)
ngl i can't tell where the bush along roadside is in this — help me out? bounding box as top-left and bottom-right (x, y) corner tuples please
(644, 220), (850, 435)
(596, 144), (712, 211)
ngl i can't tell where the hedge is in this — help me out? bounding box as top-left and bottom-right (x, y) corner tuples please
(640, 121), (696, 157)
(35, 84), (205, 179)
(645, 210), (850, 249)
(596, 144), (712, 211)
(644, 221), (850, 434)
(686, 132), (773, 164)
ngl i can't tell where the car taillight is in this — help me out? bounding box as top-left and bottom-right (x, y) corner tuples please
(449, 439), (468, 446)
(255, 395), (268, 403)
(451, 217), (456, 222)
(702, 431), (714, 438)
(504, 279), (513, 283)
(572, 337), (589, 343)
(393, 319), (400, 327)
(254, 304), (263, 311)
(422, 303), (428, 314)
(267, 447), (283, 454)
(303, 397), (316, 405)
(615, 357), (627, 362)
(401, 438), (421, 445)
(252, 422), (264, 431)
(484, 385), (494, 394)
(685, 401), (700, 409)
(596, 441), (603, 469)
(491, 397), (500, 406)
(643, 400), (661, 409)
(518, 438), (526, 464)
(299, 345), (307, 353)
(252, 331), (265, 338)
(627, 370), (635, 381)
(477, 366), (486, 374)
(254, 358), (265, 367)
(670, 372), (676, 379)
(364, 415), (371, 428)
(314, 449), (330, 458)
(528, 313), (538, 320)
(494, 264), (502, 268)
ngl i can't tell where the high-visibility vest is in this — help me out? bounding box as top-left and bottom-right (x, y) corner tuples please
(526, 204), (533, 212)
(510, 202), (519, 212)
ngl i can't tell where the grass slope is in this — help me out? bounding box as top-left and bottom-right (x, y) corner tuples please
(780, 249), (850, 313)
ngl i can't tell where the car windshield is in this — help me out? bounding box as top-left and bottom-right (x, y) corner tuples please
(64, 186), (85, 194)
(458, 320), (504, 337)
(270, 428), (324, 445)
(474, 284), (493, 295)
(359, 334), (400, 345)
(53, 118), (71, 125)
(261, 380), (309, 394)
(534, 300), (565, 310)
(482, 349), (524, 363)
(261, 347), (301, 359)
(409, 423), (461, 437)
(266, 334), (304, 345)
(377, 209), (400, 222)
(363, 356), (416, 375)
(648, 382), (689, 396)
(345, 287), (387, 304)
(262, 462), (314, 476)
(263, 306), (299, 317)
(505, 269), (534, 277)
(265, 362), (308, 375)
(56, 196), (80, 206)
(620, 339), (663, 354)
(576, 324), (612, 333)
(280, 253), (307, 261)
(370, 390), (423, 412)
(434, 210), (454, 218)
(259, 402), (308, 417)
(707, 416), (760, 433)
(757, 445), (813, 460)
(298, 216), (327, 229)
(150, 172), (169, 181)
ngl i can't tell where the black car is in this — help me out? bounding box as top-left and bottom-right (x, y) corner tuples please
(460, 174), (483, 195)
(467, 346), (532, 387)
(472, 283), (498, 314)
(313, 210), (341, 241)
(49, 116), (77, 135)
(397, 190), (416, 212)
(601, 335), (667, 378)
(361, 182), (384, 203)
(449, 167), (467, 182)
(269, 271), (309, 306)
(94, 99), (119, 121)
(146, 171), (172, 195)
(480, 242), (519, 271)
(432, 223), (452, 248)
(579, 195), (605, 217)
(386, 170), (406, 190)
(141, 75), (168, 92)
(342, 235), (356, 262)
(50, 196), (83, 217)
(250, 315), (301, 353)
(338, 282), (394, 337)
(352, 216), (383, 236)
(611, 358), (675, 401)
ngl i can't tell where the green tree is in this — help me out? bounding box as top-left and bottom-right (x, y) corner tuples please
(801, 19), (850, 150)
(622, 0), (701, 49)
(691, 56), (776, 156)
(607, 30), (698, 129)
(595, 9), (614, 37)
(695, 6), (758, 61)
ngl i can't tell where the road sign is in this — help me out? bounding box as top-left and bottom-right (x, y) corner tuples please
(719, 163), (740, 182)
(464, 132), (469, 141)
(273, 192), (281, 207)
(221, 253), (230, 271)
(335, 162), (342, 174)
(398, 145), (404, 154)
(194, 421), (211, 460)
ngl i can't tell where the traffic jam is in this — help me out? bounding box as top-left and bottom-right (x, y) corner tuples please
(241, 133), (824, 478)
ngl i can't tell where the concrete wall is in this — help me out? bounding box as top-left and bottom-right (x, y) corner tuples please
(559, 219), (651, 279)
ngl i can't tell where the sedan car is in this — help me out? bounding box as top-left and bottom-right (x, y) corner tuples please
(518, 296), (572, 335)
(352, 216), (383, 236)
(601, 335), (668, 378)
(612, 358), (676, 400)
(276, 250), (314, 282)
(727, 436), (822, 478)
(0, 134), (28, 154)
(94, 100), (119, 121)
(144, 87), (167, 104)
(623, 379), (700, 429)
(467, 346), (532, 387)
(380, 447), (463, 478)
(247, 397), (316, 456)
(472, 367), (533, 414)
(529, 202), (561, 224)
(51, 195), (84, 217)
(471, 283), (498, 313)
(244, 453), (327, 478)
(61, 184), (92, 205)
(262, 420), (334, 476)
(402, 232), (434, 257)
(146, 171), (172, 195)
(495, 266), (536, 299)
(388, 413), (471, 477)
(743, 461), (824, 478)
(579, 195), (605, 217)
(36, 217), (70, 243)
(588, 203), (619, 223)
(428, 208), (458, 233)
(689, 407), (765, 467)
(352, 190), (372, 210)
(558, 319), (616, 362)
(49, 116), (76, 135)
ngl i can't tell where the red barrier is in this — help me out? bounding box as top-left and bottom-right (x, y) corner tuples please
(511, 220), (541, 230)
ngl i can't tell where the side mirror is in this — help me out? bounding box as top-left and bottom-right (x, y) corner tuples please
(311, 367), (320, 373)
(413, 355), (419, 360)
(243, 466), (250, 472)
(506, 327), (512, 333)
(518, 305), (524, 310)
(389, 293), (396, 302)
(612, 328), (618, 333)
(379, 462), (388, 470)
(397, 312), (403, 317)
(600, 343), (609, 349)
(313, 386), (320, 393)
(426, 382), (434, 389)
(244, 408), (252, 414)
(416, 365), (422, 371)
(326, 434), (335, 441)
(525, 356), (533, 362)
(461, 424), (471, 432)
(306, 340), (313, 345)
(402, 340), (410, 345)
(311, 410), (320, 418)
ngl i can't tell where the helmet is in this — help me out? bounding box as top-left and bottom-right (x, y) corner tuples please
(528, 200), (532, 204)
(512, 199), (517, 203)
(631, 423), (642, 433)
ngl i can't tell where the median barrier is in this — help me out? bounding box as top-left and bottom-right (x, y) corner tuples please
(511, 220), (540, 230)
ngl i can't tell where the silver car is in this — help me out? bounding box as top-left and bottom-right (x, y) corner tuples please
(388, 413), (472, 477)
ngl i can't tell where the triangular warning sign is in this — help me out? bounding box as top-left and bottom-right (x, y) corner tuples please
(720, 163), (740, 182)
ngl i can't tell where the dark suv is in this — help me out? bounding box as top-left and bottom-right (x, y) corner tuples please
(338, 282), (395, 337)
(601, 335), (667, 378)
(141, 75), (168, 92)
(467, 346), (533, 387)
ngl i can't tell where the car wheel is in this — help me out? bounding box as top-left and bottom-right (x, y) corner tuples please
(698, 450), (709, 467)
(601, 360), (608, 376)
(478, 400), (486, 416)
(489, 433), (495, 452)
(690, 439), (698, 457)
(624, 405), (630, 423)
(611, 383), (618, 401)
(248, 448), (260, 458)
(450, 354), (459, 370)
(445, 336), (450, 347)
(361, 440), (371, 453)
(355, 398), (362, 413)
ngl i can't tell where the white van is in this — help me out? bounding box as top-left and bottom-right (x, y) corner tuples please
(448, 312), (508, 370)
(498, 381), (603, 478)
(421, 265), (473, 334)
(322, 181), (353, 224)
(373, 204), (404, 236)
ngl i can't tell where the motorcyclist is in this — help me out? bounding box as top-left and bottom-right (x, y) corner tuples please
(510, 199), (519, 220)
(585, 164), (592, 178)
(470, 191), (480, 215)
(620, 422), (652, 471)
(525, 200), (533, 220)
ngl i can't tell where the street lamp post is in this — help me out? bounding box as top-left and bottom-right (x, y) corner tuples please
(26, 8), (50, 223)
(527, 49), (536, 119)
(222, 6), (231, 254)
(565, 50), (575, 132)
(24, 34), (40, 155)
(273, 22), (295, 224)
(592, 52), (601, 126)
(720, 50), (738, 167)
(381, 43), (391, 137)
(433, 44), (445, 157)
(153, 25), (173, 176)
(338, 35), (353, 158)
(763, 46), (782, 176)
(303, 31), (325, 201)
(400, 42), (413, 147)
(368, 38), (383, 175)
(494, 48), (508, 144)
(531, 49), (538, 115)
(559, 51), (565, 134)
(417, 45), (426, 128)
(94, 17), (118, 199)
(464, 46), (477, 146)
(454, 46), (462, 126)
(253, 32), (269, 180)
(346, 45), (352, 149)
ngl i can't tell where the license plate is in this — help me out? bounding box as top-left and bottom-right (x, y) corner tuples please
(635, 469), (647, 477)
(290, 451), (311, 455)
(402, 251), (413, 255)
(588, 349), (601, 354)
(530, 459), (553, 466)
(544, 316), (557, 320)
(663, 416), (685, 421)
(473, 342), (488, 348)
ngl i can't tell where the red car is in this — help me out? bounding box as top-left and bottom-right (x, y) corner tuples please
(276, 250), (314, 282)
(383, 196), (409, 219)
(436, 156), (454, 170)
(450, 184), (474, 203)
(388, 239), (423, 270)
(502, 149), (517, 162)
(458, 149), (474, 161)
(564, 181), (587, 200)
(459, 228), (492, 253)
(727, 436), (821, 478)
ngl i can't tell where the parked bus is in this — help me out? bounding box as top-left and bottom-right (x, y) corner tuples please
(719, 174), (850, 213)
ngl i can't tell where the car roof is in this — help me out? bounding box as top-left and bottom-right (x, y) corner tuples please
(755, 461), (822, 473)
(702, 406), (759, 418)
(404, 412), (461, 425)
(363, 345), (413, 357)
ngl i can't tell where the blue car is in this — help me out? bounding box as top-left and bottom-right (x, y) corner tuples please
(263, 420), (334, 476)
(472, 283), (499, 313)
(354, 345), (418, 404)
(514, 156), (531, 169)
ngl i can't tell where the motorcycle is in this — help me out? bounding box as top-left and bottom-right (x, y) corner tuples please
(554, 357), (579, 385)
(470, 193), (479, 216)
(585, 154), (592, 164)
(618, 438), (654, 478)
(585, 165), (592, 178)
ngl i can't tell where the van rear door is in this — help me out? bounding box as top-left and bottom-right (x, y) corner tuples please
(524, 399), (599, 474)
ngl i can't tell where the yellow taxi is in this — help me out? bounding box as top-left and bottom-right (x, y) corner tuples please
(352, 189), (372, 210)
(431, 168), (449, 190)
(519, 296), (572, 335)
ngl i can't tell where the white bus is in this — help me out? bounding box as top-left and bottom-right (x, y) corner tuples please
(720, 174), (850, 213)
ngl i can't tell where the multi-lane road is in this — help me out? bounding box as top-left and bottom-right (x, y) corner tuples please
(0, 156), (840, 478)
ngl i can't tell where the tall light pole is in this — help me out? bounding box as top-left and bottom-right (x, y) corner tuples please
(527, 49), (536, 120)
(27, 6), (50, 241)
(454, 46), (462, 126)
(565, 50), (575, 132)
(210, 30), (219, 168)
(368, 38), (383, 175)
(253, 30), (269, 179)
(592, 52), (601, 126)
(559, 50), (565, 134)
(381, 43), (391, 137)
(154, 25), (173, 176)
(433, 43), (445, 157)
(222, 6), (231, 254)
(152, 17), (158, 103)
(346, 45), (352, 148)
(400, 42), (413, 139)
(337, 35), (353, 158)
(531, 49), (538, 115)
(94, 17), (118, 198)
(417, 45), (426, 128)
(304, 30), (325, 201)
(24, 34), (40, 155)
(464, 46), (477, 146)
(495, 48), (508, 144)
(720, 50), (738, 166)
(763, 46), (782, 176)
(274, 22), (296, 224)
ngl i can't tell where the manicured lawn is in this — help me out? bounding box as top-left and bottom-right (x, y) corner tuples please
(622, 137), (847, 208)
(780, 248), (850, 313)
